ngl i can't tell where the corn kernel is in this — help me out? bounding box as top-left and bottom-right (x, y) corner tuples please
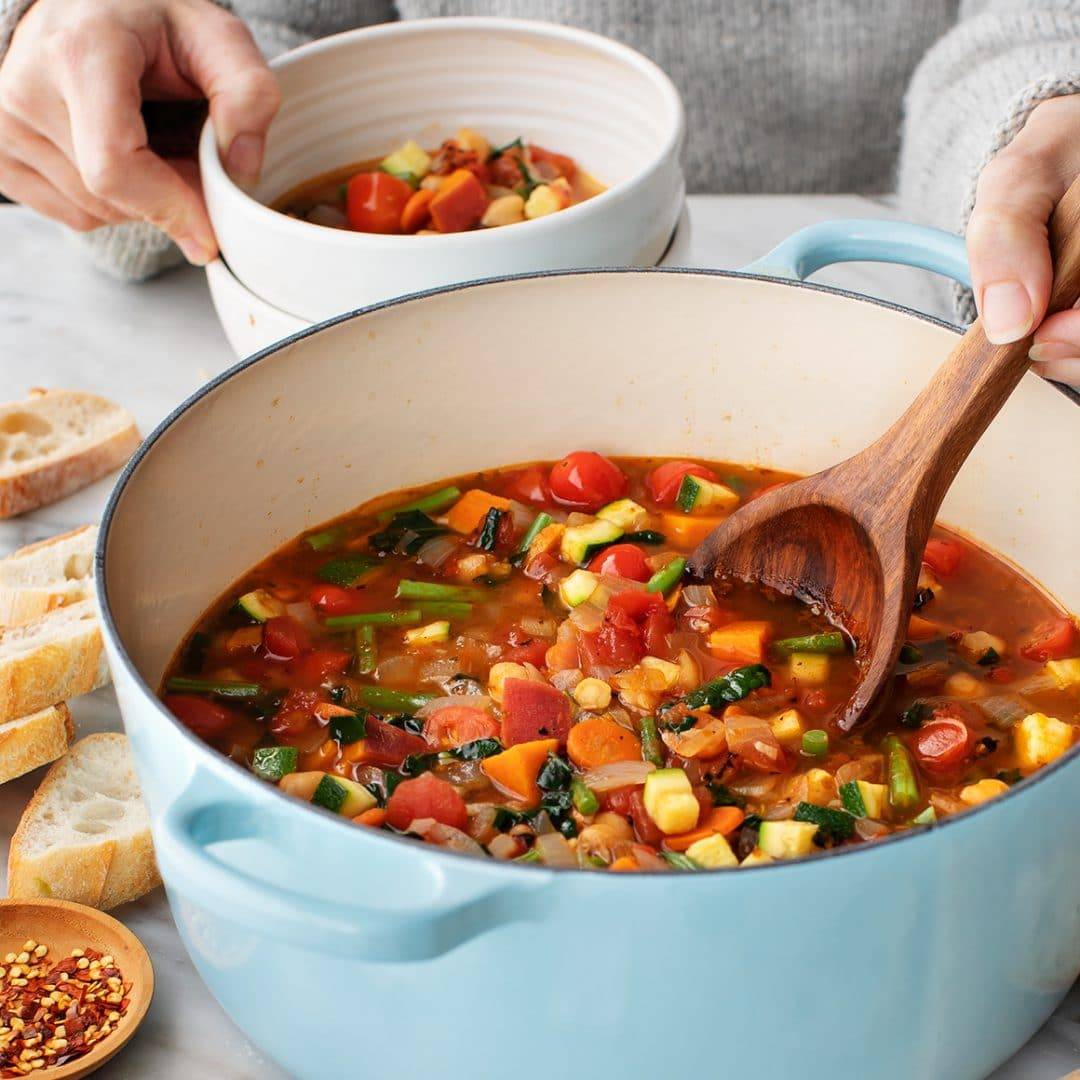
(572, 678), (611, 711)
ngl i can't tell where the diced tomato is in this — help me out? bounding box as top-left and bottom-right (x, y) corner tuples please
(164, 694), (236, 739)
(1020, 617), (1077, 662)
(503, 466), (550, 506)
(923, 538), (964, 578)
(527, 145), (576, 180)
(262, 615), (310, 661)
(346, 171), (412, 233)
(602, 786), (636, 816)
(589, 591), (672, 668)
(588, 544), (650, 582)
(596, 607), (646, 667)
(292, 648), (351, 687)
(985, 665), (1015, 685)
(429, 169), (489, 233)
(490, 151), (525, 189)
(645, 460), (719, 506)
(357, 716), (429, 767)
(423, 705), (499, 749)
(548, 451), (628, 511)
(309, 584), (369, 616)
(911, 712), (975, 774)
(501, 678), (571, 746)
(608, 591), (668, 621)
(642, 604), (675, 656)
(385, 772), (468, 832)
(800, 688), (830, 712)
(270, 688), (320, 738)
(503, 629), (549, 669)
(629, 789), (665, 846)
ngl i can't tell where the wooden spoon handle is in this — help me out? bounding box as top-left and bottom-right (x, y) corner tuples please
(848, 173), (1080, 537)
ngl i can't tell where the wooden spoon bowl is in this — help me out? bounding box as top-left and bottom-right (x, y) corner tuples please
(0, 898), (153, 1079)
(689, 176), (1080, 731)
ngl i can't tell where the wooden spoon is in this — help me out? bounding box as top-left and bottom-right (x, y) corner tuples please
(687, 176), (1080, 732)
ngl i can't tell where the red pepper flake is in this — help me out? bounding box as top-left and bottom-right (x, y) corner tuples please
(0, 941), (132, 1075)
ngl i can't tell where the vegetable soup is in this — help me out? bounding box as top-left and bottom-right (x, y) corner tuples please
(162, 453), (1080, 872)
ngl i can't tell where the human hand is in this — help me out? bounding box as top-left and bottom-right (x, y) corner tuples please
(0, 0), (279, 264)
(967, 94), (1080, 387)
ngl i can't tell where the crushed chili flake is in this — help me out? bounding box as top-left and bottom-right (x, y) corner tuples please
(0, 941), (131, 1075)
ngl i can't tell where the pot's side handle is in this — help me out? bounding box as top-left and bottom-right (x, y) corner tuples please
(741, 219), (971, 288)
(156, 781), (553, 963)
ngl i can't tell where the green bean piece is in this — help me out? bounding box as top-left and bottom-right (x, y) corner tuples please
(317, 556), (379, 586)
(324, 610), (422, 628)
(772, 631), (847, 656)
(639, 715), (666, 767)
(165, 677), (261, 698)
(645, 556), (686, 595)
(883, 735), (920, 812)
(357, 686), (437, 715)
(376, 485), (462, 523)
(395, 580), (486, 602)
(516, 512), (553, 554)
(801, 729), (829, 756)
(571, 777), (600, 815)
(415, 600), (474, 619)
(354, 625), (377, 676)
(304, 527), (345, 551)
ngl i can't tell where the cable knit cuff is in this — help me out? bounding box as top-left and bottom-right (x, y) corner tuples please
(953, 73), (1080, 323)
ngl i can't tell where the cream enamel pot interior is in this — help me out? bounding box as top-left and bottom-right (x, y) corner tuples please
(98, 267), (1079, 1080)
(199, 18), (685, 323)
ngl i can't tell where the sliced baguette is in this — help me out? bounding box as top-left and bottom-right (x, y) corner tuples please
(0, 389), (140, 519)
(0, 599), (108, 722)
(0, 704), (74, 785)
(8, 733), (160, 910)
(0, 525), (97, 627)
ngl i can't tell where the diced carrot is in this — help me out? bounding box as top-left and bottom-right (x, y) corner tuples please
(429, 169), (489, 233)
(224, 626), (263, 654)
(313, 702), (358, 722)
(481, 738), (559, 804)
(566, 717), (642, 770)
(447, 489), (512, 534)
(400, 188), (435, 233)
(609, 855), (640, 872)
(658, 513), (725, 548)
(707, 620), (771, 663)
(907, 614), (940, 641)
(353, 807), (387, 827)
(662, 806), (745, 851)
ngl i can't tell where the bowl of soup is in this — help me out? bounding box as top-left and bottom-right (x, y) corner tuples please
(199, 17), (685, 323)
(97, 231), (1079, 1078)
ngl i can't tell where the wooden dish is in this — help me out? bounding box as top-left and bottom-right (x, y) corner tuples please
(0, 898), (153, 1079)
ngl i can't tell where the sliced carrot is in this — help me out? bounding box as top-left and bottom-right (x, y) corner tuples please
(907, 614), (940, 641)
(354, 807), (387, 827)
(400, 188), (435, 233)
(429, 169), (489, 233)
(707, 620), (771, 663)
(567, 717), (642, 770)
(314, 702), (358, 722)
(663, 806), (745, 852)
(658, 513), (725, 548)
(447, 489), (512, 534)
(608, 855), (640, 872)
(225, 626), (263, 654)
(481, 738), (559, 804)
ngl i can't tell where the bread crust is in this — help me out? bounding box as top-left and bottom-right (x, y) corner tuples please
(0, 525), (96, 627)
(0, 704), (74, 785)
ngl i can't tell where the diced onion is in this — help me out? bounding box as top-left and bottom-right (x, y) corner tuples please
(518, 614), (558, 638)
(629, 844), (667, 871)
(417, 535), (460, 569)
(728, 773), (780, 798)
(488, 833), (521, 860)
(508, 500), (535, 530)
(855, 818), (890, 841)
(550, 668), (584, 693)
(1013, 672), (1058, 697)
(284, 601), (320, 634)
(581, 760), (656, 792)
(373, 653), (422, 683)
(762, 800), (796, 820)
(682, 584), (718, 607)
(835, 755), (884, 785)
(408, 818), (485, 856)
(978, 694), (1030, 729)
(418, 658), (467, 687)
(306, 204), (348, 228)
(569, 604), (604, 632)
(416, 695), (492, 717)
(535, 832), (577, 868)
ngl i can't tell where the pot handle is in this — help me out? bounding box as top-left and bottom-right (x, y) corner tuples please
(741, 219), (971, 288)
(155, 777), (552, 962)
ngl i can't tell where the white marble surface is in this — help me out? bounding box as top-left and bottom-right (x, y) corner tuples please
(0, 194), (1077, 1079)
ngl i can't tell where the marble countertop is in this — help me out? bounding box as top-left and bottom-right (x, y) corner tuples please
(1, 194), (1077, 1079)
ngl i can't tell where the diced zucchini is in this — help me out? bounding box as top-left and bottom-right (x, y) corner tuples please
(560, 520), (623, 565)
(596, 499), (648, 531)
(770, 708), (804, 745)
(1046, 658), (1080, 689)
(789, 652), (830, 685)
(740, 848), (774, 867)
(380, 140), (431, 182)
(643, 768), (699, 835)
(856, 780), (887, 819)
(757, 820), (818, 858)
(237, 588), (285, 623)
(404, 620), (451, 646)
(1015, 712), (1075, 770)
(645, 557), (686, 595)
(676, 474), (740, 514)
(685, 833), (738, 869)
(311, 774), (377, 816)
(251, 746), (298, 782)
(559, 569), (600, 608)
(278, 771), (326, 801)
(911, 806), (937, 826)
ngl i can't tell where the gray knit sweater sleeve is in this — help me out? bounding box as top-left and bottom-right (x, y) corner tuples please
(899, 0), (1080, 322)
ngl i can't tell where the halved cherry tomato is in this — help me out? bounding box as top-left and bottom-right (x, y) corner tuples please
(911, 713), (975, 773)
(588, 544), (650, 582)
(504, 466), (550, 506)
(164, 695), (235, 739)
(1020, 617), (1077, 662)
(629, 789), (664, 846)
(423, 705), (499, 750)
(602, 787), (636, 816)
(263, 615), (310, 661)
(270, 688), (320, 738)
(346, 171), (412, 234)
(645, 460), (718, 506)
(548, 451), (627, 511)
(385, 772), (469, 831)
(309, 584), (368, 617)
(923, 537), (964, 578)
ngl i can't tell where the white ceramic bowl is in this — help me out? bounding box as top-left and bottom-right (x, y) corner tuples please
(200, 17), (686, 322)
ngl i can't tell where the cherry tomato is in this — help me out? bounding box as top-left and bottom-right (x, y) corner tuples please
(345, 171), (412, 234)
(602, 787), (636, 816)
(270, 688), (320, 738)
(588, 544), (650, 582)
(1020, 617), (1077, 662)
(645, 460), (718, 505)
(629, 789), (665, 845)
(922, 538), (964, 578)
(548, 451), (627, 511)
(504, 466), (550, 506)
(385, 772), (469, 831)
(309, 584), (369, 616)
(911, 714), (975, 773)
(423, 706), (499, 750)
(262, 615), (310, 661)
(164, 695), (235, 739)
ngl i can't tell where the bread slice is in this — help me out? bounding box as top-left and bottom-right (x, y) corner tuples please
(0, 525), (97, 627)
(8, 733), (160, 910)
(0, 600), (109, 722)
(0, 704), (74, 785)
(0, 389), (140, 519)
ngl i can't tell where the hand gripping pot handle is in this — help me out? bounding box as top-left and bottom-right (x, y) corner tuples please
(155, 773), (552, 962)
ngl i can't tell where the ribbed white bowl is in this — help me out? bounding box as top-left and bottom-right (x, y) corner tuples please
(199, 18), (686, 322)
